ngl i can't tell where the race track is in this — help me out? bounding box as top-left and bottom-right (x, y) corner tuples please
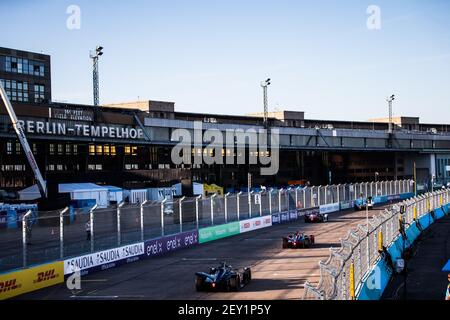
(18, 204), (394, 300)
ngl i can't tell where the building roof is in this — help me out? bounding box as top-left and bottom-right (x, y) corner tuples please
(58, 183), (109, 193)
(0, 46), (50, 60)
(103, 100), (175, 112)
(102, 185), (123, 192)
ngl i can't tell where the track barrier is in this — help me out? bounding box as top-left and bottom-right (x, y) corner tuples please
(0, 179), (415, 299)
(303, 189), (450, 300)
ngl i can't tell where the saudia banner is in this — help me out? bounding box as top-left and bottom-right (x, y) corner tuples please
(64, 243), (145, 276)
(319, 203), (340, 214)
(340, 200), (355, 211)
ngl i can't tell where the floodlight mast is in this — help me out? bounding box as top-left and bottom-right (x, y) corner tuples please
(90, 46), (104, 106)
(386, 94), (395, 134)
(0, 82), (47, 198)
(260, 78), (271, 129)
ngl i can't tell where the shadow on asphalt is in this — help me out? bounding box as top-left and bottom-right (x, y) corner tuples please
(238, 278), (307, 292)
(312, 242), (342, 249)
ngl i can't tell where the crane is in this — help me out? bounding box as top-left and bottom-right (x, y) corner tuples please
(0, 82), (47, 198)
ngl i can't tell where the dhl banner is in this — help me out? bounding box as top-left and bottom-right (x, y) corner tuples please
(0, 261), (64, 300)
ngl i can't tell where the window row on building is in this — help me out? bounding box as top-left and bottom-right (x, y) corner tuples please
(436, 157), (450, 179)
(0, 79), (46, 102)
(1, 164), (26, 172)
(3, 56), (45, 77)
(3, 141), (276, 159)
(89, 144), (117, 156)
(49, 143), (79, 156)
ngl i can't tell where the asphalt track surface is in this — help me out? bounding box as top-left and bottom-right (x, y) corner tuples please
(19, 204), (395, 300)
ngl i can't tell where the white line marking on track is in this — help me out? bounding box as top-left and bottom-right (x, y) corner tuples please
(71, 295), (119, 299)
(272, 273), (320, 277)
(182, 258), (218, 261)
(70, 295), (146, 299)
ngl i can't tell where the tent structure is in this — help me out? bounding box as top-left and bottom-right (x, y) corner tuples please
(59, 183), (109, 208)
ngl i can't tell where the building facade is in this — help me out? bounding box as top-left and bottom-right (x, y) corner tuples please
(0, 47), (51, 104)
(0, 47), (449, 198)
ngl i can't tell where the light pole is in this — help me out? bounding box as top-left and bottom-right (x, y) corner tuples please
(260, 78), (271, 129)
(90, 45), (104, 106)
(386, 94), (395, 134)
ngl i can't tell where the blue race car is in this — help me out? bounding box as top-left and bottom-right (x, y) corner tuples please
(195, 262), (251, 292)
(354, 196), (374, 211)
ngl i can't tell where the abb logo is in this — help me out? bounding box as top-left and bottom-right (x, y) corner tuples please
(254, 220), (261, 226)
(33, 269), (58, 283)
(264, 218), (271, 224)
(243, 223), (251, 229)
(0, 279), (21, 293)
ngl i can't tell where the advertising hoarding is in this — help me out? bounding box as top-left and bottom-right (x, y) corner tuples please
(144, 230), (198, 258)
(0, 261), (64, 300)
(319, 203), (340, 214)
(64, 242), (145, 275)
(198, 222), (240, 243)
(239, 216), (272, 234)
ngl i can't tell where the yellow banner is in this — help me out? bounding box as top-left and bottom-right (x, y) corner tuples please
(0, 261), (64, 300)
(349, 262), (355, 300)
(378, 230), (383, 252)
(204, 184), (224, 196)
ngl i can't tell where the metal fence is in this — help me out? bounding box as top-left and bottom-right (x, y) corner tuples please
(303, 188), (450, 300)
(0, 179), (412, 273)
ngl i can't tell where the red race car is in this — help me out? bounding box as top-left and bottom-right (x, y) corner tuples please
(282, 232), (315, 249)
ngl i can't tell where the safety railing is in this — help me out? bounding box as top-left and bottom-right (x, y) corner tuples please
(0, 179), (413, 273)
(303, 188), (450, 300)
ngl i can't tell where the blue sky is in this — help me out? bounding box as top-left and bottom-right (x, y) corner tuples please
(1, 0), (449, 123)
